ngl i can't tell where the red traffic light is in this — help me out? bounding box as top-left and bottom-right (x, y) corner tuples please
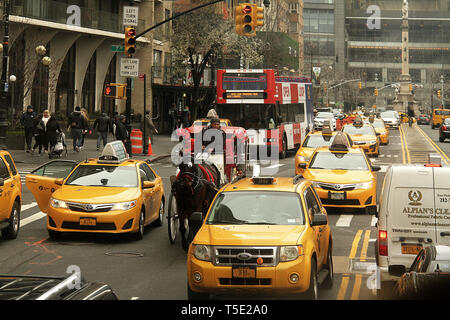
(243, 5), (252, 14)
(127, 28), (136, 37)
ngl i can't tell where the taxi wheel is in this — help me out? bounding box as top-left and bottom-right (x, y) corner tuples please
(133, 209), (145, 240)
(1, 202), (20, 240)
(322, 244), (334, 289)
(151, 200), (164, 227)
(303, 258), (318, 300)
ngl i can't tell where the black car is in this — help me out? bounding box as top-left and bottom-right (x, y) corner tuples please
(0, 273), (119, 300)
(439, 118), (450, 142)
(417, 114), (430, 125)
(391, 245), (450, 299)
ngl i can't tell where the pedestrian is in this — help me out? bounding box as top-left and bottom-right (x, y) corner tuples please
(45, 112), (61, 152)
(32, 114), (46, 156)
(41, 109), (51, 153)
(80, 108), (90, 148)
(20, 105), (37, 152)
(140, 111), (159, 154)
(93, 112), (111, 151)
(183, 106), (191, 128)
(68, 106), (89, 152)
(115, 115), (130, 154)
(168, 103), (177, 132)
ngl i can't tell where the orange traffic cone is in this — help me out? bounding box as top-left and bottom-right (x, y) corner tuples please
(147, 137), (153, 156)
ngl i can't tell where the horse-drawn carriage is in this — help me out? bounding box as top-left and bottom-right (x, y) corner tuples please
(168, 127), (248, 251)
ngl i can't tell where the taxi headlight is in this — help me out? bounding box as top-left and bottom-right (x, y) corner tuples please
(193, 245), (212, 262)
(311, 181), (322, 189)
(280, 246), (303, 262)
(111, 200), (137, 211)
(298, 156), (309, 162)
(50, 198), (68, 209)
(355, 181), (373, 189)
(368, 140), (377, 145)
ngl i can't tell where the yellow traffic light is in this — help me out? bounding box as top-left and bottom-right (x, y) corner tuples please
(358, 81), (362, 89)
(438, 90), (441, 97)
(124, 26), (136, 57)
(254, 5), (264, 28)
(409, 83), (413, 91)
(235, 3), (254, 36)
(374, 88), (378, 96)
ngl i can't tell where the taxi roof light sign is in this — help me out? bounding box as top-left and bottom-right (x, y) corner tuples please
(98, 141), (129, 163)
(322, 120), (333, 135)
(329, 132), (351, 152)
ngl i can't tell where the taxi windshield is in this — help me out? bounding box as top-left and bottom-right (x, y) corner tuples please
(303, 134), (335, 148)
(65, 165), (138, 187)
(206, 191), (305, 226)
(342, 125), (374, 135)
(309, 152), (369, 171)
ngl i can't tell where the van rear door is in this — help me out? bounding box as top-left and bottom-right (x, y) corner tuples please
(434, 167), (450, 246)
(389, 167), (435, 266)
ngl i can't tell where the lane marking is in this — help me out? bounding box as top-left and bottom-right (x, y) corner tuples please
(349, 230), (363, 259)
(399, 125), (411, 164)
(371, 216), (377, 227)
(335, 215), (353, 227)
(21, 202), (38, 211)
(336, 276), (350, 300)
(21, 211), (46, 227)
(351, 230), (371, 300)
(337, 229), (362, 300)
(351, 274), (362, 300)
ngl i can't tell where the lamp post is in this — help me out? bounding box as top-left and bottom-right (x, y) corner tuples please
(35, 45), (51, 112)
(440, 75), (444, 108)
(8, 74), (15, 123)
(0, 0), (10, 149)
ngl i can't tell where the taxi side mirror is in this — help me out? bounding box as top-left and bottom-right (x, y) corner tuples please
(0, 178), (4, 187)
(54, 178), (64, 186)
(311, 214), (328, 227)
(372, 165), (381, 172)
(143, 181), (156, 189)
(298, 163), (307, 169)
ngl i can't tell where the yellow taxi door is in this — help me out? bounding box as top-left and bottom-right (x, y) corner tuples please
(304, 187), (327, 265)
(139, 164), (156, 223)
(25, 160), (78, 213)
(0, 157), (14, 221)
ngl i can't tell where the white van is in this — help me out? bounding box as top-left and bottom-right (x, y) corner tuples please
(376, 163), (450, 285)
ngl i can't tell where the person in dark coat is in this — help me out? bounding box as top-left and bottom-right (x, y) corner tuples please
(115, 115), (130, 154)
(201, 117), (226, 154)
(93, 113), (112, 151)
(46, 113), (61, 151)
(21, 105), (37, 152)
(68, 106), (89, 152)
(32, 114), (46, 156)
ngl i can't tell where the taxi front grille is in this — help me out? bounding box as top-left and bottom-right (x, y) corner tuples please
(213, 247), (278, 267)
(219, 278), (272, 286)
(318, 183), (355, 191)
(67, 203), (113, 213)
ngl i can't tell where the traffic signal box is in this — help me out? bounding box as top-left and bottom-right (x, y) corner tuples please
(105, 84), (126, 100)
(374, 88), (379, 96)
(235, 3), (264, 36)
(124, 26), (136, 57)
(438, 90), (441, 97)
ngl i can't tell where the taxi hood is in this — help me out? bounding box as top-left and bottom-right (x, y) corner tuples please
(349, 134), (376, 141)
(195, 225), (306, 246)
(304, 169), (374, 184)
(52, 185), (140, 203)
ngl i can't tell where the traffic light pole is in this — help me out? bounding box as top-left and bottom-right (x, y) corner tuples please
(0, 0), (10, 150)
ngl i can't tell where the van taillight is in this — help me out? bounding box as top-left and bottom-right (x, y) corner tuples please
(379, 230), (388, 256)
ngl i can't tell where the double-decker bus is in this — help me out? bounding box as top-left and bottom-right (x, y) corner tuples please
(215, 69), (313, 158)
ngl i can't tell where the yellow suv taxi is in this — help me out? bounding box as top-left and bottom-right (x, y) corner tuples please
(431, 108), (450, 129)
(295, 128), (355, 175)
(187, 174), (333, 300)
(0, 151), (21, 240)
(299, 133), (380, 215)
(192, 118), (232, 128)
(342, 120), (380, 157)
(367, 118), (389, 145)
(25, 141), (164, 240)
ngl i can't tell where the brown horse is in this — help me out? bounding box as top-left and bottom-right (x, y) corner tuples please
(171, 159), (221, 251)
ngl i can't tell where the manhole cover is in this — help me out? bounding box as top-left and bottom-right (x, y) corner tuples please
(105, 251), (144, 258)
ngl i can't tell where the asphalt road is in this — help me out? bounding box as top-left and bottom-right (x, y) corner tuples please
(0, 123), (447, 300)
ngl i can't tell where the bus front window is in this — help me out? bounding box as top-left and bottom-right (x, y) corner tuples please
(216, 104), (276, 130)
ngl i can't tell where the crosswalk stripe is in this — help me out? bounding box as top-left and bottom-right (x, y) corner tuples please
(21, 202), (38, 211)
(336, 215), (353, 227)
(21, 212), (46, 227)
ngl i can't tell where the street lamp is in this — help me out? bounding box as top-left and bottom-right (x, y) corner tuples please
(35, 45), (51, 111)
(440, 75), (444, 108)
(8, 74), (16, 123)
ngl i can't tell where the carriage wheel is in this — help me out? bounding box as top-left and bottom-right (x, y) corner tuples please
(167, 193), (179, 244)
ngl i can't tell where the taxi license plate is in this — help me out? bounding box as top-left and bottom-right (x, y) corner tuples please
(401, 244), (422, 255)
(330, 192), (345, 200)
(80, 218), (96, 226)
(232, 266), (256, 279)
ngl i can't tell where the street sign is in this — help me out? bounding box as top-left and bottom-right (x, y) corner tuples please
(123, 6), (139, 26)
(111, 45), (125, 52)
(120, 58), (140, 77)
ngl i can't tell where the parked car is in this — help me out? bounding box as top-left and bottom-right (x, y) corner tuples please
(439, 118), (450, 142)
(416, 114), (430, 125)
(392, 245), (450, 299)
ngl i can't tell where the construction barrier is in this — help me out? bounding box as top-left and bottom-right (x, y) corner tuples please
(130, 129), (143, 155)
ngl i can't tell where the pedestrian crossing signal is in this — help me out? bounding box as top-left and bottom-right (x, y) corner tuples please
(105, 84), (126, 100)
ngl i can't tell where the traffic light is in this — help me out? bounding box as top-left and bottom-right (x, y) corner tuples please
(235, 3), (254, 36)
(374, 88), (379, 96)
(104, 84), (126, 99)
(254, 5), (264, 29)
(409, 83), (413, 92)
(358, 81), (362, 89)
(124, 26), (136, 57)
(438, 90), (441, 97)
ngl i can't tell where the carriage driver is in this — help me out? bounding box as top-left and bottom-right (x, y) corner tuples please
(201, 117), (226, 154)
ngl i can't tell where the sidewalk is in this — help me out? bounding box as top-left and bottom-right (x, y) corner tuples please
(10, 134), (176, 166)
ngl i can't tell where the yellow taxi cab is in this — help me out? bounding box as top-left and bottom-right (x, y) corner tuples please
(187, 172), (333, 300)
(295, 123), (355, 175)
(25, 141), (164, 240)
(299, 133), (380, 215)
(367, 118), (389, 145)
(431, 108), (450, 129)
(192, 118), (232, 128)
(0, 151), (22, 240)
(341, 117), (380, 157)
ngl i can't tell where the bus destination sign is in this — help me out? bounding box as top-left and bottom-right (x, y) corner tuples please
(224, 92), (265, 99)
